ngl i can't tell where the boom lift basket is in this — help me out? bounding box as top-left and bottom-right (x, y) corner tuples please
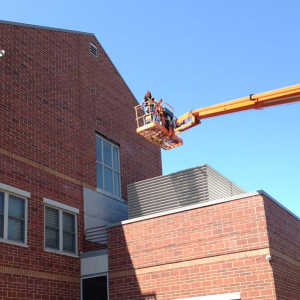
(134, 103), (183, 150)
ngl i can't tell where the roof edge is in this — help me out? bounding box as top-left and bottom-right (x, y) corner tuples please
(108, 190), (299, 227)
(257, 189), (300, 221)
(0, 20), (140, 105)
(0, 20), (94, 36)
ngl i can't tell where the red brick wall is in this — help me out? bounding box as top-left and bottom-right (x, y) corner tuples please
(0, 154), (83, 299)
(108, 195), (277, 300)
(0, 275), (80, 300)
(0, 22), (162, 299)
(0, 23), (162, 199)
(263, 196), (300, 300)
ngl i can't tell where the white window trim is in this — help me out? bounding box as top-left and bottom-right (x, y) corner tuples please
(95, 188), (123, 203)
(0, 182), (30, 198)
(174, 293), (241, 300)
(43, 198), (79, 214)
(96, 134), (121, 198)
(43, 198), (79, 258)
(0, 185), (28, 247)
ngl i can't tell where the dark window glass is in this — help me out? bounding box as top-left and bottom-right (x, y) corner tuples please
(82, 276), (108, 300)
(0, 192), (4, 214)
(114, 171), (120, 197)
(45, 207), (59, 249)
(103, 141), (112, 167)
(0, 192), (4, 238)
(8, 196), (25, 219)
(104, 167), (113, 194)
(96, 137), (102, 162)
(96, 164), (103, 189)
(8, 196), (25, 242)
(113, 147), (119, 171)
(8, 219), (24, 241)
(63, 212), (75, 253)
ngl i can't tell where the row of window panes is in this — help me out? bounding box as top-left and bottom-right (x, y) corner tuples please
(0, 191), (76, 254)
(96, 136), (121, 197)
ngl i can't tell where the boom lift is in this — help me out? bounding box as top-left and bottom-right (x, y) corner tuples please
(135, 83), (300, 150)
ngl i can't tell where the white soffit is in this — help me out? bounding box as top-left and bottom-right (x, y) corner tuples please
(174, 292), (241, 300)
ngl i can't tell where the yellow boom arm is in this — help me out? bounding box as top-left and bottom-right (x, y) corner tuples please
(135, 83), (300, 150)
(175, 83), (300, 132)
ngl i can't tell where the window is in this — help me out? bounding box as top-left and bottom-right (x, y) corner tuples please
(44, 198), (78, 256)
(96, 134), (121, 197)
(82, 275), (108, 300)
(0, 186), (28, 246)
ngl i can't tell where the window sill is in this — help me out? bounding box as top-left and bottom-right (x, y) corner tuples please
(44, 248), (79, 258)
(0, 238), (28, 248)
(96, 188), (123, 203)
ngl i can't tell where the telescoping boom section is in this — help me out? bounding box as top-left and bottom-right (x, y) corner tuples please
(135, 84), (300, 150)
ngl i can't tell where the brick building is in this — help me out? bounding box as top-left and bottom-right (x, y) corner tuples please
(108, 169), (300, 300)
(0, 20), (161, 299)
(1, 20), (299, 300)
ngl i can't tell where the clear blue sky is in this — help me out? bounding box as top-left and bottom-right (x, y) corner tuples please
(1, 0), (299, 216)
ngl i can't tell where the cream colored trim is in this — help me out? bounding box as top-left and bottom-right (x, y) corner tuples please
(0, 182), (30, 198)
(43, 198), (79, 214)
(110, 248), (270, 279)
(0, 265), (80, 283)
(174, 293), (241, 300)
(0, 147), (94, 190)
(270, 248), (300, 268)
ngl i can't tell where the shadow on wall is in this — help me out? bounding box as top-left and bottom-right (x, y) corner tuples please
(108, 225), (157, 300)
(143, 294), (157, 300)
(84, 225), (108, 252)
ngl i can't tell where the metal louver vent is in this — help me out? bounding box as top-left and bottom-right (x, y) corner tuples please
(90, 43), (98, 57)
(127, 164), (246, 219)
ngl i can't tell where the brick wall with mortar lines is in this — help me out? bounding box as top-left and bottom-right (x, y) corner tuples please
(0, 275), (79, 300)
(263, 197), (300, 300)
(0, 22), (162, 299)
(108, 195), (277, 299)
(0, 23), (162, 201)
(0, 153), (82, 299)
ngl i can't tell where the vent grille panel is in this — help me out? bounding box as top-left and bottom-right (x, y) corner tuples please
(90, 43), (98, 57)
(128, 164), (246, 219)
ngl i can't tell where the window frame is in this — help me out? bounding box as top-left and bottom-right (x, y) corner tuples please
(96, 134), (121, 199)
(0, 185), (28, 248)
(43, 198), (79, 257)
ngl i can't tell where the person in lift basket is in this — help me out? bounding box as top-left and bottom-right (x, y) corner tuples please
(142, 91), (156, 121)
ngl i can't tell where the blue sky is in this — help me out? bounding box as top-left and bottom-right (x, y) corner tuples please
(1, 0), (299, 216)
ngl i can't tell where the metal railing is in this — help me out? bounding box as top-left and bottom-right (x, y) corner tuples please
(134, 102), (175, 129)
